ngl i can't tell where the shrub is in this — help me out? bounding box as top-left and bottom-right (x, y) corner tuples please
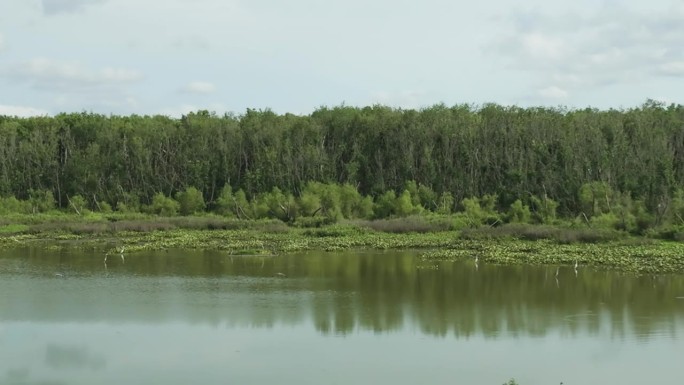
(176, 186), (206, 215)
(148, 193), (180, 216)
(507, 199), (531, 223)
(68, 194), (89, 215)
(0, 196), (31, 214)
(28, 189), (56, 213)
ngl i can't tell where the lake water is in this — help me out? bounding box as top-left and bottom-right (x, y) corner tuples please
(1, 248), (683, 385)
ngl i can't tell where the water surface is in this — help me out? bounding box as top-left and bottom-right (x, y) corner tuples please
(1, 248), (683, 384)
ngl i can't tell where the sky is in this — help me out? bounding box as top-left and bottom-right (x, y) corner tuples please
(0, 0), (682, 117)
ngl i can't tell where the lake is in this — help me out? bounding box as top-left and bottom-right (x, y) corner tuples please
(1, 248), (683, 384)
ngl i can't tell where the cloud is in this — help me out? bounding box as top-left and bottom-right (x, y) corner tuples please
(0, 104), (50, 117)
(538, 86), (568, 99)
(41, 0), (107, 15)
(658, 61), (684, 76)
(180, 81), (216, 94)
(491, 4), (684, 93)
(4, 58), (143, 92)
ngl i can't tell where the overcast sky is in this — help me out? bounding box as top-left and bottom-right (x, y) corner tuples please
(0, 0), (682, 117)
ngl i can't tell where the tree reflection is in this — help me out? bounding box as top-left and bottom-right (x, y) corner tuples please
(2, 249), (684, 339)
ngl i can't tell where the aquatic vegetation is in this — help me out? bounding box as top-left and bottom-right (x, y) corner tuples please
(2, 214), (684, 273)
(420, 239), (684, 273)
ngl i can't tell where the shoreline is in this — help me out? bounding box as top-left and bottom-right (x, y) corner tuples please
(2, 217), (684, 274)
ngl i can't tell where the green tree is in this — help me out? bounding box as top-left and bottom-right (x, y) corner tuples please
(176, 186), (206, 215)
(148, 192), (180, 216)
(507, 199), (531, 223)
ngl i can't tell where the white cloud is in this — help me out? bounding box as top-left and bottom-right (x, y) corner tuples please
(4, 58), (143, 92)
(180, 81), (217, 94)
(41, 0), (107, 15)
(538, 86), (568, 99)
(0, 104), (50, 117)
(658, 61), (684, 76)
(491, 4), (684, 94)
(519, 33), (565, 61)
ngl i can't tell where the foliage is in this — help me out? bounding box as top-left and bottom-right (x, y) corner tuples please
(507, 199), (531, 223)
(147, 193), (180, 216)
(28, 189), (56, 213)
(176, 186), (206, 215)
(67, 194), (88, 215)
(0, 103), (683, 233)
(529, 195), (557, 224)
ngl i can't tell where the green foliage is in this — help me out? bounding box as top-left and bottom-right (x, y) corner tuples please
(461, 194), (501, 227)
(417, 184), (437, 210)
(437, 191), (454, 214)
(507, 199), (531, 223)
(302, 182), (342, 221)
(0, 224), (30, 234)
(404, 181), (422, 207)
(262, 187), (297, 222)
(148, 192), (180, 216)
(395, 190), (419, 217)
(215, 185), (236, 217)
(176, 186), (206, 215)
(669, 189), (684, 225)
(97, 201), (113, 213)
(0, 103), (683, 233)
(357, 196), (374, 219)
(374, 191), (396, 219)
(28, 189), (56, 213)
(591, 212), (619, 229)
(116, 192), (141, 213)
(233, 189), (251, 219)
(530, 195), (558, 224)
(297, 189), (321, 217)
(0, 196), (31, 214)
(579, 182), (613, 217)
(68, 194), (88, 215)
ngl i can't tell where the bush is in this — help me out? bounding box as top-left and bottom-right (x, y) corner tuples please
(0, 196), (31, 214)
(148, 193), (180, 216)
(67, 194), (89, 215)
(507, 199), (531, 223)
(28, 189), (56, 213)
(176, 186), (206, 215)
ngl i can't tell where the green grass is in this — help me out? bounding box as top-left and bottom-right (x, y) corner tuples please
(0, 224), (29, 234)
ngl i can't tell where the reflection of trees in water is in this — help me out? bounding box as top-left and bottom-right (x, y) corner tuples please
(298, 253), (684, 338)
(3, 249), (684, 338)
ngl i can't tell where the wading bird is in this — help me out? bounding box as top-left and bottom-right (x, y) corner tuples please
(104, 246), (125, 264)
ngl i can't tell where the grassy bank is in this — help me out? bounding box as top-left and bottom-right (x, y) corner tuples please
(1, 213), (684, 274)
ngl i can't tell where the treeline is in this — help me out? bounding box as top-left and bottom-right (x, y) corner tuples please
(1, 101), (683, 228)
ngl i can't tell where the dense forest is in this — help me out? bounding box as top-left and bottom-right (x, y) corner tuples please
(1, 101), (684, 231)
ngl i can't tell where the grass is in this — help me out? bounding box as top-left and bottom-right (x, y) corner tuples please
(0, 224), (30, 234)
(349, 215), (455, 233)
(459, 223), (627, 243)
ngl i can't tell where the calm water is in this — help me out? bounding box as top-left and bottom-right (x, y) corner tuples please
(1, 248), (683, 385)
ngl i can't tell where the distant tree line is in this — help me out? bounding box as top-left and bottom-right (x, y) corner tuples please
(1, 101), (684, 230)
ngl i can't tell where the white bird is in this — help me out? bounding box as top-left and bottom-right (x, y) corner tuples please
(574, 260), (579, 270)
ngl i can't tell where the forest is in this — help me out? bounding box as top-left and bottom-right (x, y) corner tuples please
(1, 100), (684, 234)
